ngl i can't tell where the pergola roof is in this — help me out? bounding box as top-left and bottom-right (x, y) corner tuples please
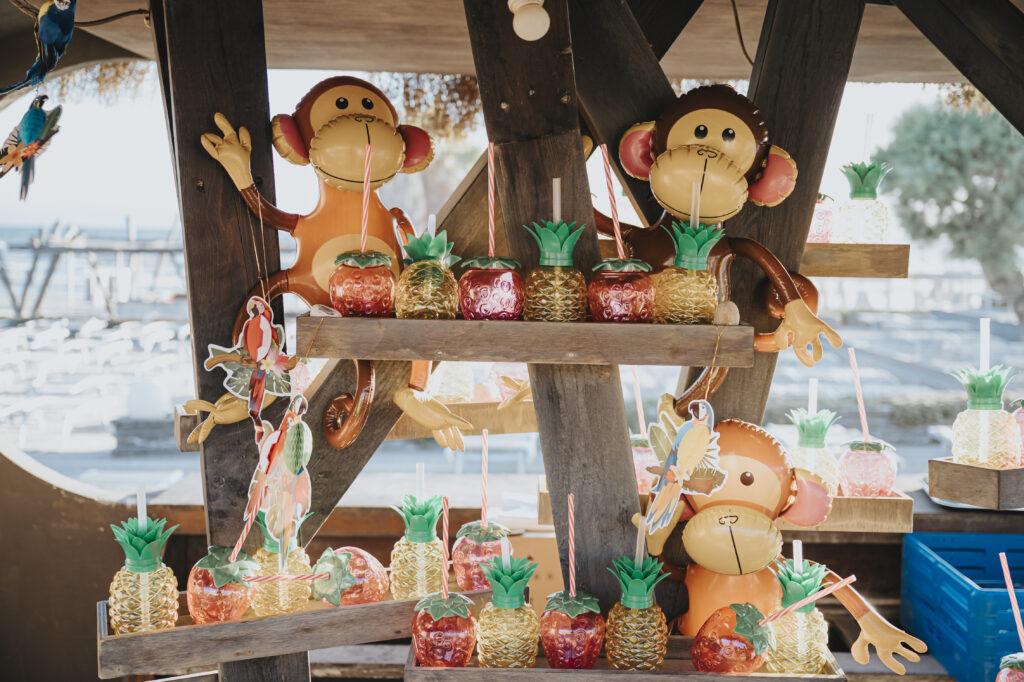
(2, 0), (1017, 84)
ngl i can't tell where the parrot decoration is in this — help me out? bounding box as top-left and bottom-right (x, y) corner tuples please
(205, 295), (297, 443)
(0, 0), (76, 95)
(0, 95), (61, 200)
(644, 399), (727, 535)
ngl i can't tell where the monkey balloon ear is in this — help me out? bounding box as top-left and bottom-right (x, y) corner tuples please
(398, 125), (434, 173)
(780, 468), (832, 527)
(271, 114), (309, 166)
(748, 145), (797, 207)
(619, 121), (656, 180)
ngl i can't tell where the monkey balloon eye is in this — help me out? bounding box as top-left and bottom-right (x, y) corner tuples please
(361, 98), (374, 110)
(694, 125), (708, 139)
(335, 97), (349, 110)
(740, 471), (754, 486)
(722, 128), (736, 142)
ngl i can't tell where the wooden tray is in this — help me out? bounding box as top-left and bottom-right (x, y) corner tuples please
(928, 457), (1024, 510)
(296, 315), (753, 367)
(97, 589), (490, 679)
(405, 635), (845, 680)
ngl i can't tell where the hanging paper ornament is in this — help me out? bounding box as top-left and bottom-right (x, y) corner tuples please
(477, 554), (540, 668)
(108, 516), (179, 634)
(0, 95), (62, 201)
(833, 162), (892, 244)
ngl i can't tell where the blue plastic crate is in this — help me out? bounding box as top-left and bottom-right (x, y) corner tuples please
(901, 533), (1024, 682)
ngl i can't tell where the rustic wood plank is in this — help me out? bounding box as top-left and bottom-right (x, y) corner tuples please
(296, 316), (752, 367)
(220, 654), (308, 682)
(708, 0), (866, 424)
(464, 0), (644, 612)
(798, 243), (910, 278)
(96, 590), (491, 678)
(387, 401), (538, 441)
(175, 407), (201, 452)
(928, 457), (1024, 510)
(777, 491), (914, 533)
(893, 0), (1024, 136)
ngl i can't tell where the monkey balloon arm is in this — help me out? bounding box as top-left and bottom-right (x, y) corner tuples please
(726, 236), (802, 303)
(593, 209), (676, 267)
(239, 185), (299, 234)
(389, 207), (413, 240)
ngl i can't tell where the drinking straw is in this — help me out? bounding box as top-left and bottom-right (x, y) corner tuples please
(360, 144), (372, 253)
(487, 142), (496, 257)
(632, 366), (647, 438)
(981, 318), (991, 373)
(567, 493), (576, 597)
(416, 461), (425, 501)
(552, 178), (561, 224)
(600, 144), (626, 259)
(690, 182), (701, 230)
(136, 484), (147, 533)
(848, 347), (871, 443)
(793, 539), (803, 574)
(500, 535), (512, 571)
(760, 574), (857, 625)
(230, 486), (266, 562)
(634, 516), (647, 570)
(481, 429), (489, 528)
(441, 496), (450, 599)
(999, 552), (1024, 651)
(808, 378), (818, 415)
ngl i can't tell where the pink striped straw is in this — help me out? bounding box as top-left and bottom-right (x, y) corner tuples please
(760, 574), (856, 625)
(360, 143), (372, 253)
(600, 144), (626, 259)
(441, 496), (450, 599)
(244, 573), (329, 584)
(848, 347), (871, 443)
(481, 429), (489, 527)
(567, 493), (576, 598)
(487, 142), (496, 258)
(230, 486), (266, 562)
(631, 366), (647, 438)
(999, 553), (1024, 651)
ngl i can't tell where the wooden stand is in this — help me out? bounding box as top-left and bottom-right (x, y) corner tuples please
(928, 457), (1024, 510)
(404, 636), (845, 680)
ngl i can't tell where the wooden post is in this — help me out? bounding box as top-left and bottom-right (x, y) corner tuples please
(152, 1), (306, 679)
(708, 0), (866, 424)
(464, 0), (640, 610)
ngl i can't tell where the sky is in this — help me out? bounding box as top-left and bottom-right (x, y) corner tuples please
(0, 68), (947, 233)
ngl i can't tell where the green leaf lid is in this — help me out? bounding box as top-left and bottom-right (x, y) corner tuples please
(195, 545), (259, 588)
(663, 222), (725, 270)
(310, 548), (358, 606)
(731, 602), (777, 655)
(111, 516), (179, 573)
(1001, 653), (1024, 672)
(544, 589), (601, 617)
(787, 408), (840, 448)
(523, 220), (586, 267)
(256, 510), (312, 554)
(402, 230), (461, 267)
(455, 519), (509, 544)
(415, 591), (475, 620)
(845, 439), (894, 453)
(334, 250), (393, 269)
(608, 555), (668, 609)
(482, 555), (537, 609)
(952, 365), (1016, 410)
(462, 256), (521, 270)
(774, 558), (827, 613)
(841, 161), (892, 199)
(392, 494), (443, 543)
(592, 258), (652, 273)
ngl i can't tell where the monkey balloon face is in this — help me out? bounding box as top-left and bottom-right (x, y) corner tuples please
(680, 419), (831, 576)
(270, 77), (433, 193)
(620, 85), (797, 223)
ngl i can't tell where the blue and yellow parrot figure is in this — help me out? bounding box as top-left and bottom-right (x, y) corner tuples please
(0, 95), (62, 200)
(1, 0), (76, 95)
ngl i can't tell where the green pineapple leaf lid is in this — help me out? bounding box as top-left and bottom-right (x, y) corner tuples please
(482, 555), (537, 609)
(455, 519), (509, 544)
(951, 365), (1017, 410)
(282, 420), (313, 475)
(787, 408), (840, 448)
(255, 510), (313, 554)
(544, 589), (601, 617)
(462, 256), (521, 270)
(591, 257), (652, 273)
(522, 220), (586, 267)
(663, 222), (725, 270)
(334, 250), (393, 269)
(110, 516), (179, 573)
(774, 558), (827, 613)
(402, 230), (461, 267)
(844, 439), (894, 453)
(391, 494), (443, 543)
(195, 545), (259, 588)
(1001, 653), (1024, 672)
(841, 161), (892, 199)
(608, 555), (668, 609)
(415, 591), (474, 620)
(310, 548), (358, 606)
(731, 602), (776, 655)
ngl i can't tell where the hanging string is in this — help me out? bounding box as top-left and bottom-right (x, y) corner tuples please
(729, 0), (755, 67)
(243, 209), (268, 301)
(600, 144), (626, 259)
(704, 326), (724, 402)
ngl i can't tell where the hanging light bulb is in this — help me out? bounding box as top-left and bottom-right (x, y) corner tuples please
(508, 0), (550, 41)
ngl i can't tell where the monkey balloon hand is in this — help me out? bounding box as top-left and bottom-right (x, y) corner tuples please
(773, 299), (842, 368)
(393, 387), (473, 451)
(851, 610), (927, 675)
(200, 113), (254, 190)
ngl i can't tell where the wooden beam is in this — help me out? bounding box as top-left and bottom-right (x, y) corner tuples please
(707, 0), (866, 424)
(464, 0), (641, 611)
(626, 0), (705, 58)
(894, 0), (1024, 135)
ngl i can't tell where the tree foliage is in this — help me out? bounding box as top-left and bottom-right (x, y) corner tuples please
(875, 103), (1024, 331)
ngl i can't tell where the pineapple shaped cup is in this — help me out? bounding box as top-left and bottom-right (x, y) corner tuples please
(390, 494), (446, 600)
(605, 556), (669, 670)
(252, 511), (313, 616)
(395, 231), (460, 319)
(653, 223), (725, 324)
(522, 221), (588, 321)
(478, 555), (541, 668)
(787, 408), (842, 495)
(763, 559), (830, 674)
(951, 366), (1022, 469)
(833, 161), (892, 243)
(108, 516), (179, 634)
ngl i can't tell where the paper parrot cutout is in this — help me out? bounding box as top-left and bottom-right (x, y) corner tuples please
(0, 95), (61, 200)
(644, 398), (727, 535)
(205, 296), (297, 442)
(1, 0), (76, 95)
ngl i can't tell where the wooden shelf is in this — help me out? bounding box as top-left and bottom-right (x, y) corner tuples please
(405, 635), (845, 679)
(296, 315), (753, 367)
(928, 457), (1024, 510)
(97, 589), (490, 679)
